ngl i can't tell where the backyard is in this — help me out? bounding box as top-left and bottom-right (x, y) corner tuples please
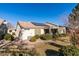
(0, 34), (71, 56)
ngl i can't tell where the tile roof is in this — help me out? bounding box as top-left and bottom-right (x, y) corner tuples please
(18, 21), (49, 29)
(18, 21), (36, 28)
(45, 22), (58, 26)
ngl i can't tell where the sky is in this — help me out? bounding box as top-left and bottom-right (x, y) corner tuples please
(0, 3), (77, 26)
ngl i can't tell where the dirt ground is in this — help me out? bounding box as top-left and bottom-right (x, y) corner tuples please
(34, 42), (60, 56)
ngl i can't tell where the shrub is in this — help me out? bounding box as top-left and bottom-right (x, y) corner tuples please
(0, 30), (5, 39)
(40, 34), (53, 40)
(59, 46), (79, 56)
(52, 33), (67, 40)
(12, 32), (15, 35)
(30, 35), (40, 42)
(52, 34), (59, 39)
(4, 33), (14, 41)
(58, 33), (67, 37)
(0, 34), (5, 39)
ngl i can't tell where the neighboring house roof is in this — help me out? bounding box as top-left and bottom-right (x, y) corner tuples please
(45, 22), (59, 29)
(59, 25), (66, 27)
(0, 20), (4, 25)
(59, 26), (66, 30)
(45, 22), (58, 27)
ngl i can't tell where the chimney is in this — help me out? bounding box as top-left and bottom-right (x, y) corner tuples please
(3, 20), (8, 24)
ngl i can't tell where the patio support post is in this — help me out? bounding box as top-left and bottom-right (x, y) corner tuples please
(49, 26), (52, 35)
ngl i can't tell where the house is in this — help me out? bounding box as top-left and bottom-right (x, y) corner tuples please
(0, 20), (17, 39)
(7, 28), (17, 38)
(45, 22), (66, 35)
(45, 22), (59, 35)
(16, 21), (66, 40)
(58, 26), (66, 34)
(16, 21), (48, 40)
(7, 22), (17, 38)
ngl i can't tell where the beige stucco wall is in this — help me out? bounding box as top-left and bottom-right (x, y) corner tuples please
(16, 24), (45, 40)
(58, 27), (66, 34)
(40, 29), (45, 34)
(35, 28), (45, 35)
(7, 29), (17, 38)
(19, 28), (45, 40)
(20, 29), (35, 40)
(16, 24), (36, 40)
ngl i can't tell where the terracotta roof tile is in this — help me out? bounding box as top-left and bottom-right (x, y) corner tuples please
(18, 21), (49, 29)
(18, 21), (36, 28)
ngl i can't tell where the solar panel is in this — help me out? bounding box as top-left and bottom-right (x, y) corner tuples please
(31, 22), (47, 26)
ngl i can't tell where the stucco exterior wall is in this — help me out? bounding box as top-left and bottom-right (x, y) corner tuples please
(19, 28), (45, 40)
(20, 29), (35, 40)
(16, 25), (21, 37)
(7, 29), (17, 38)
(35, 28), (45, 35)
(58, 27), (66, 34)
(40, 29), (45, 34)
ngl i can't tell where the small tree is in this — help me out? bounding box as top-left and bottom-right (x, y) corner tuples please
(59, 46), (79, 56)
(68, 4), (79, 46)
(4, 33), (14, 41)
(0, 30), (5, 39)
(30, 35), (40, 42)
(40, 34), (53, 40)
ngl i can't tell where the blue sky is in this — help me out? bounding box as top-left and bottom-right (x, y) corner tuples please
(0, 3), (77, 26)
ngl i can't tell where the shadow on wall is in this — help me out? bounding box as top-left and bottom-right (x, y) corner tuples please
(45, 49), (59, 56)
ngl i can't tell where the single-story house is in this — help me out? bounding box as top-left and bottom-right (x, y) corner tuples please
(7, 22), (19, 38)
(16, 21), (66, 40)
(7, 28), (17, 38)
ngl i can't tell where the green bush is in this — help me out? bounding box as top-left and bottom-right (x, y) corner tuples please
(52, 34), (59, 39)
(40, 34), (53, 40)
(59, 46), (79, 56)
(4, 33), (14, 41)
(0, 30), (5, 39)
(52, 33), (67, 40)
(30, 35), (40, 42)
(58, 33), (67, 37)
(0, 34), (5, 39)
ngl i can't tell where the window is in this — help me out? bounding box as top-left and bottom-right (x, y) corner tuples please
(15, 29), (16, 31)
(9, 30), (12, 32)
